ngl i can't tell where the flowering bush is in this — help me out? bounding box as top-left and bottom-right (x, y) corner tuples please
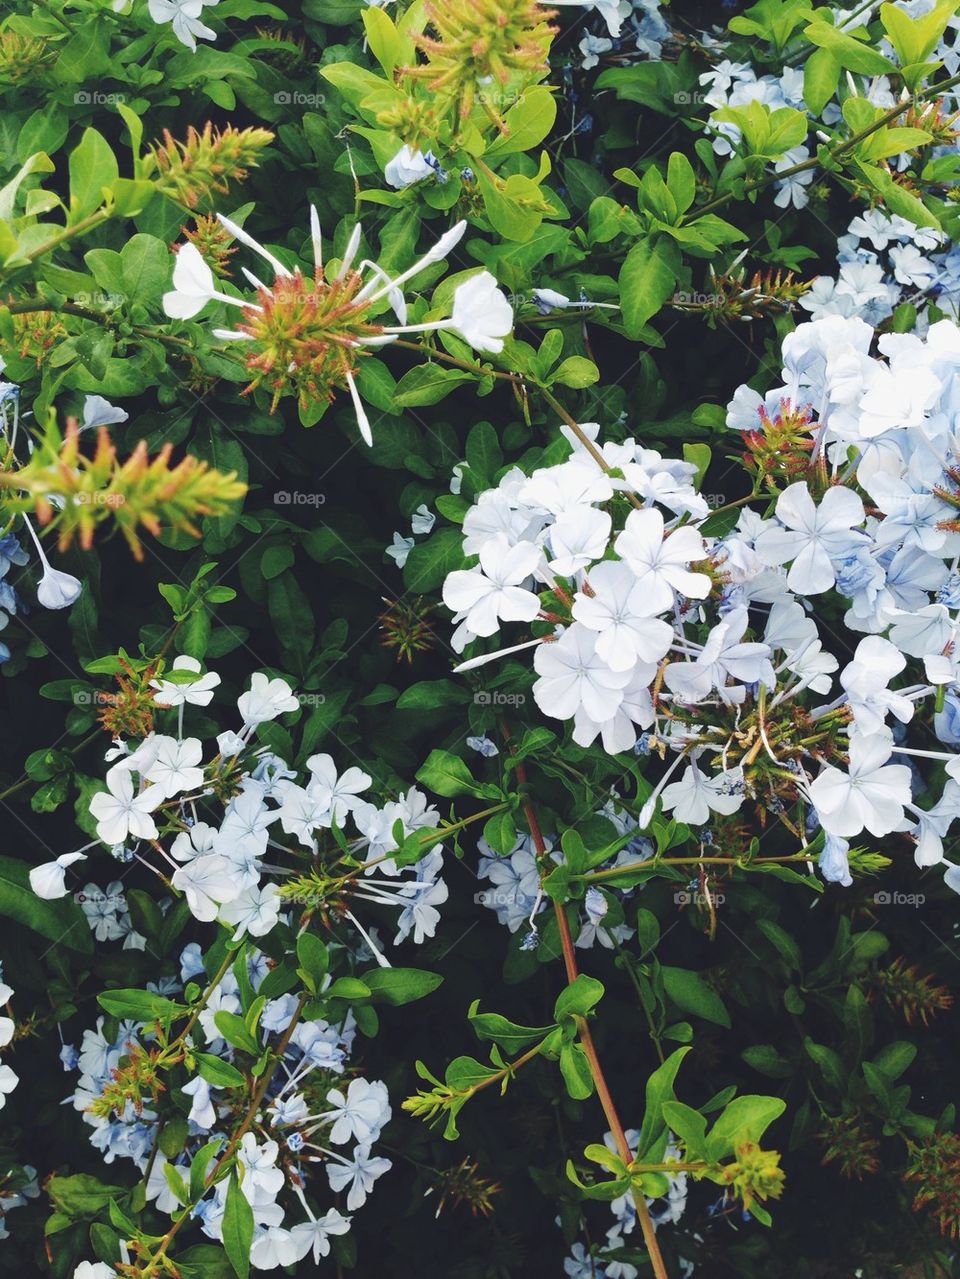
(1, 0), (960, 1276)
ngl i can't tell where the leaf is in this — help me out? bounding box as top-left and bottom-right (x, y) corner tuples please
(803, 20), (898, 74)
(660, 966), (731, 1028)
(469, 1004), (553, 1051)
(195, 1053), (246, 1089)
(636, 1047), (690, 1159)
(559, 1042), (595, 1099)
(871, 1041), (917, 1080)
(0, 855), (93, 953)
(214, 1011), (261, 1056)
(415, 748), (481, 798)
(223, 1170), (254, 1279)
(295, 932), (329, 992)
(618, 235), (679, 336)
(487, 86), (558, 157)
(68, 128), (119, 223)
(47, 1174), (126, 1218)
(707, 1095), (787, 1160)
(394, 364), (472, 407)
(98, 989), (187, 1021)
(550, 356), (599, 388)
(360, 967), (443, 1005)
(402, 528), (464, 592)
(554, 974), (604, 1022)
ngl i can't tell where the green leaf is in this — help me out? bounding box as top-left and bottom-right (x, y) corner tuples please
(666, 151), (697, 214)
(554, 974), (605, 1022)
(636, 1047), (690, 1159)
(195, 1053), (246, 1089)
(47, 1174), (126, 1218)
(872, 1041), (918, 1080)
(803, 46), (841, 116)
(402, 528), (464, 593)
(360, 967), (443, 1005)
(68, 128), (119, 223)
(394, 364), (472, 407)
(469, 1003), (553, 1051)
(618, 235), (679, 336)
(98, 989), (187, 1021)
(661, 1100), (708, 1159)
(214, 1011), (261, 1056)
(0, 854), (92, 953)
(560, 1042), (595, 1099)
(296, 932), (329, 992)
(803, 20), (898, 74)
(486, 86), (559, 157)
(223, 1170), (254, 1279)
(660, 966), (731, 1028)
(550, 356), (599, 388)
(415, 748), (481, 798)
(707, 1095), (786, 1159)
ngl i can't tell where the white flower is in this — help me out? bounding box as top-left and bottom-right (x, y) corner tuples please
(29, 851), (87, 899)
(755, 483), (866, 595)
(614, 507), (711, 613)
(306, 754), (371, 824)
(324, 1078), (391, 1145)
(81, 395), (128, 431)
(218, 883), (281, 939)
(89, 768), (164, 845)
(533, 624), (632, 723)
(151, 655), (221, 707)
(326, 1143), (392, 1211)
(289, 1209), (352, 1264)
(443, 534), (542, 637)
(0, 1062), (17, 1108)
(809, 734), (912, 838)
(37, 564), (82, 610)
(384, 145), (434, 189)
(237, 674), (299, 725)
(73, 1265), (117, 1279)
(664, 608), (774, 705)
(840, 636), (914, 736)
(572, 561), (673, 671)
(172, 853), (242, 921)
(182, 1076), (216, 1130)
(148, 0), (218, 52)
(162, 243), (236, 318)
(144, 736), (204, 799)
(660, 761), (745, 826)
(449, 272), (514, 354)
(548, 506), (612, 575)
(386, 532), (415, 568)
(251, 1226), (299, 1270)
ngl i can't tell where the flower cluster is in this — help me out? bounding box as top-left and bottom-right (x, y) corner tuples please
(441, 314), (960, 896)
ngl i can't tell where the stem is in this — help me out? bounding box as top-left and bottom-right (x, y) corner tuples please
(580, 851), (812, 883)
(138, 993), (310, 1276)
(503, 723), (670, 1279)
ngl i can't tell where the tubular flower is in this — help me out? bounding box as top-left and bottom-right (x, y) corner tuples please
(164, 212), (513, 445)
